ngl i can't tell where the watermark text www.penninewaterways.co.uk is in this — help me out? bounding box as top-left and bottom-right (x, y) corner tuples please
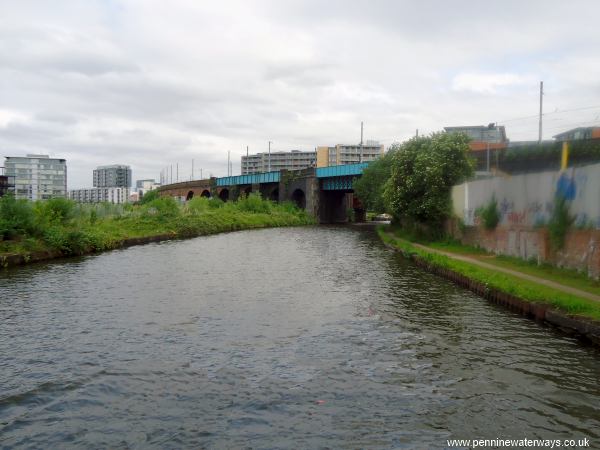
(446, 437), (590, 448)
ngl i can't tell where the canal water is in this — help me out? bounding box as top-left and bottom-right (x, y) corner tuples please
(1, 226), (599, 449)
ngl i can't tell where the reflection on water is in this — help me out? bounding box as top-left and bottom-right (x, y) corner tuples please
(1, 226), (599, 448)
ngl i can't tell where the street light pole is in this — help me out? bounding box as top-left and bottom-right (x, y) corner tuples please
(268, 141), (272, 172)
(359, 121), (363, 163)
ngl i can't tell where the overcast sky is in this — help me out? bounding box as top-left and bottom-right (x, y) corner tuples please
(2, 0), (600, 188)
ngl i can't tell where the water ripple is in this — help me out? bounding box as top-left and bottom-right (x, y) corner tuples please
(1, 226), (599, 448)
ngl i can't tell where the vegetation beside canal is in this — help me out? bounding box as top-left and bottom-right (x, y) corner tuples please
(0, 193), (314, 266)
(378, 227), (600, 323)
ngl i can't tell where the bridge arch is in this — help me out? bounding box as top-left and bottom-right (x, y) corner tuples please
(219, 188), (229, 202)
(186, 191), (194, 201)
(201, 190), (211, 198)
(291, 188), (306, 209)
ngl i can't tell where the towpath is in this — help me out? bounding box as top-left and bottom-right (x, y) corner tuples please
(390, 234), (600, 304)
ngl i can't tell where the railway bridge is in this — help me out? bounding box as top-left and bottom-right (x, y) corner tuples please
(157, 163), (369, 223)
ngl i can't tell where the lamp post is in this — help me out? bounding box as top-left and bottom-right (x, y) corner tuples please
(268, 141), (272, 172)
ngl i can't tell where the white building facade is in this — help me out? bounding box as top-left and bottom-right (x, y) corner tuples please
(70, 187), (130, 204)
(135, 179), (161, 198)
(4, 154), (67, 200)
(242, 150), (316, 174)
(316, 141), (384, 167)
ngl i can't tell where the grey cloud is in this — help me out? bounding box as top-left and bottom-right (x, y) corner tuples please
(0, 28), (139, 76)
(1, 0), (600, 188)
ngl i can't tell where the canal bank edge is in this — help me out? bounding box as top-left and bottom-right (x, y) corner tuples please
(0, 233), (175, 268)
(0, 222), (312, 269)
(378, 229), (600, 347)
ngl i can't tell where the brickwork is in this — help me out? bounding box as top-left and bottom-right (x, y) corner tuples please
(157, 179), (213, 199)
(451, 222), (600, 278)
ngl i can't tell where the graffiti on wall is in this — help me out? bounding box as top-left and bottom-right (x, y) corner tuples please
(460, 165), (600, 229)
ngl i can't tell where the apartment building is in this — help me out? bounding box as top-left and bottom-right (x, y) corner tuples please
(0, 166), (14, 198)
(70, 187), (130, 204)
(241, 150), (316, 174)
(4, 154), (67, 200)
(93, 164), (131, 188)
(444, 124), (509, 171)
(316, 141), (384, 167)
(71, 163), (132, 203)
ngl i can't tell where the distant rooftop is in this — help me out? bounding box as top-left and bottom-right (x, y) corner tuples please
(6, 154), (65, 162)
(444, 124), (507, 143)
(96, 164), (131, 169)
(553, 126), (600, 141)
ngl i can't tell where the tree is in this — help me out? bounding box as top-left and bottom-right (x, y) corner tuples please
(353, 147), (396, 213)
(383, 132), (473, 227)
(139, 189), (159, 204)
(0, 194), (36, 239)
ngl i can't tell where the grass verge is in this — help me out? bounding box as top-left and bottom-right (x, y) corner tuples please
(386, 225), (600, 297)
(378, 227), (600, 322)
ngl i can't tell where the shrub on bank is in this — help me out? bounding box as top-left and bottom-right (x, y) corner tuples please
(0, 195), (37, 240)
(143, 196), (180, 218)
(234, 193), (272, 214)
(477, 195), (501, 230)
(0, 194), (313, 257)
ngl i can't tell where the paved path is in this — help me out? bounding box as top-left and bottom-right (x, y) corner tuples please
(390, 234), (600, 303)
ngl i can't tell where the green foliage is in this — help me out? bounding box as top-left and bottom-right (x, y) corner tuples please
(43, 226), (91, 255)
(0, 193), (314, 261)
(548, 195), (575, 250)
(477, 195), (501, 230)
(186, 196), (225, 214)
(383, 132), (474, 228)
(234, 193), (272, 214)
(208, 197), (224, 209)
(43, 198), (75, 223)
(144, 196), (180, 218)
(353, 149), (395, 213)
(277, 201), (302, 215)
(0, 195), (36, 239)
(186, 197), (211, 214)
(139, 189), (159, 204)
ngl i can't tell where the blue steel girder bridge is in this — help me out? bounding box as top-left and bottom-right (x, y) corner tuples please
(157, 162), (369, 223)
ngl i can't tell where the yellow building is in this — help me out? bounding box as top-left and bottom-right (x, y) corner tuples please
(316, 142), (384, 167)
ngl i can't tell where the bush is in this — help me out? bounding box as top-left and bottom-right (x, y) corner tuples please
(0, 195), (37, 239)
(208, 197), (224, 209)
(186, 197), (210, 214)
(43, 226), (91, 255)
(477, 195), (501, 230)
(139, 189), (159, 204)
(44, 198), (75, 223)
(144, 197), (180, 218)
(276, 201), (299, 215)
(235, 193), (272, 214)
(548, 195), (575, 250)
